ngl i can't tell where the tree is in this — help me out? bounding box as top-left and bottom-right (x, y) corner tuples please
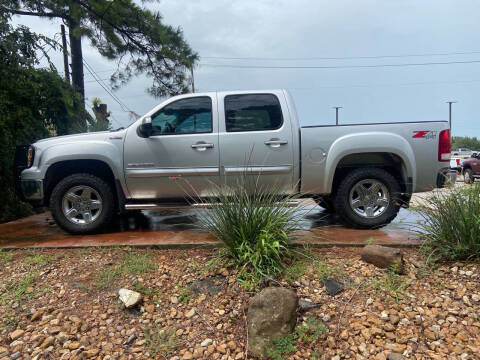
(452, 136), (480, 151)
(2, 0), (198, 119)
(0, 12), (84, 222)
(89, 97), (111, 132)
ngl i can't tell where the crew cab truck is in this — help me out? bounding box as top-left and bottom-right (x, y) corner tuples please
(15, 90), (451, 234)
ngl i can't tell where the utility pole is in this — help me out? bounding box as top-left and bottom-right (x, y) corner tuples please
(190, 65), (195, 93)
(60, 24), (70, 84)
(446, 101), (457, 132)
(333, 106), (342, 125)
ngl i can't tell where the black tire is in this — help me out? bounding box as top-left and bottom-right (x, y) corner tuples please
(314, 196), (335, 213)
(464, 168), (474, 184)
(50, 173), (114, 234)
(333, 168), (401, 229)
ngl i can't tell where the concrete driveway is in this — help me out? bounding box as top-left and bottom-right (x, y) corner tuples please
(0, 202), (421, 249)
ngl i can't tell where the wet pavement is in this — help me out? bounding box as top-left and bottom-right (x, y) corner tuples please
(0, 202), (422, 249)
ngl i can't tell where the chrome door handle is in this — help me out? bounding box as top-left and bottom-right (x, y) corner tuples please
(191, 143), (214, 150)
(264, 140), (288, 147)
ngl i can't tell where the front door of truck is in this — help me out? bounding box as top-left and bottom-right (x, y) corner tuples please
(218, 91), (295, 193)
(124, 95), (219, 200)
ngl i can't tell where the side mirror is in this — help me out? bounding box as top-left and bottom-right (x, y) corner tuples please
(138, 117), (152, 138)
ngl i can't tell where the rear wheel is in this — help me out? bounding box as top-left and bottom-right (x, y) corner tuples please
(50, 173), (114, 234)
(333, 168), (401, 229)
(464, 168), (474, 184)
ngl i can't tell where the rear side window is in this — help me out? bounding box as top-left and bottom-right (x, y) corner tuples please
(225, 94), (283, 132)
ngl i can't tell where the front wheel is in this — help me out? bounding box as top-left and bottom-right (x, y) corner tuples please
(50, 173), (115, 234)
(333, 168), (401, 229)
(464, 168), (474, 184)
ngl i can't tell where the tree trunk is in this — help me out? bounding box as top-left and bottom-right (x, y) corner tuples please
(68, 11), (87, 132)
(68, 21), (84, 101)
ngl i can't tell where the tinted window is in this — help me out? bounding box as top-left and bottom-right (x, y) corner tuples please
(225, 94), (283, 132)
(151, 97), (212, 135)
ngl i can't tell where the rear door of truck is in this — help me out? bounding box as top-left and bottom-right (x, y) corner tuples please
(217, 91), (295, 192)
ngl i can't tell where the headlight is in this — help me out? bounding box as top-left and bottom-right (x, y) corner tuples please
(27, 146), (35, 168)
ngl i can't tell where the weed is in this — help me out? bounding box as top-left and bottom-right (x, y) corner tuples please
(24, 253), (52, 267)
(197, 173), (309, 280)
(296, 317), (328, 342)
(237, 269), (260, 291)
(0, 272), (39, 305)
(267, 317), (328, 360)
(0, 249), (12, 265)
(133, 281), (161, 299)
(266, 333), (297, 360)
(372, 267), (412, 301)
(144, 326), (176, 356)
(283, 260), (308, 284)
(124, 253), (157, 275)
(365, 237), (377, 245)
(95, 266), (122, 290)
(416, 183), (480, 261)
(177, 284), (192, 303)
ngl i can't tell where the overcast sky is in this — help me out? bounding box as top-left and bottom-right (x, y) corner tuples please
(12, 0), (480, 136)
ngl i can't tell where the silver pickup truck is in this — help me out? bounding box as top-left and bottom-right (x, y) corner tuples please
(14, 89), (451, 234)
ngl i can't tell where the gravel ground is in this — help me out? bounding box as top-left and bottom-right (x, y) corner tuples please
(0, 247), (478, 360)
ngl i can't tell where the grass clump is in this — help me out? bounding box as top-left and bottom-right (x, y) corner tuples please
(198, 176), (307, 284)
(0, 272), (39, 305)
(372, 267), (412, 301)
(24, 253), (53, 267)
(0, 249), (12, 265)
(144, 326), (176, 356)
(417, 184), (480, 261)
(267, 317), (327, 359)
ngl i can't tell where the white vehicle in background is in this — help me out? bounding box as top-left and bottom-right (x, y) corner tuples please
(452, 148), (473, 156)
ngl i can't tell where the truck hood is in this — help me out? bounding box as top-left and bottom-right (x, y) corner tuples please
(33, 130), (125, 150)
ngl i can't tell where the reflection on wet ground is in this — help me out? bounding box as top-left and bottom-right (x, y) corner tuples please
(0, 203), (423, 248)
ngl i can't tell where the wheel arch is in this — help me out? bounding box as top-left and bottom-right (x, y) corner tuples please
(44, 159), (118, 208)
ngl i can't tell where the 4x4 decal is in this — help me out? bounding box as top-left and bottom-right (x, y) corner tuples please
(412, 130), (437, 139)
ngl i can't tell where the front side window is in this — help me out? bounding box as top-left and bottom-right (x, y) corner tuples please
(225, 94), (283, 132)
(151, 97), (212, 135)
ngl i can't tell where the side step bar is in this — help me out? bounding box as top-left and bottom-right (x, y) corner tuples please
(124, 200), (304, 211)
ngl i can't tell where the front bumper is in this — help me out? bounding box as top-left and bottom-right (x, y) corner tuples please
(20, 179), (44, 201)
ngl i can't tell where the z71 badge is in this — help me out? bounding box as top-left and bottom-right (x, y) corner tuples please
(412, 130), (437, 140)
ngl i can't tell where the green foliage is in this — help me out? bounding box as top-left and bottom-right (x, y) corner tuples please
(372, 267), (412, 301)
(451, 136), (480, 152)
(123, 252), (157, 274)
(0, 12), (85, 223)
(417, 184), (480, 261)
(0, 250), (13, 266)
(177, 284), (192, 304)
(144, 326), (177, 356)
(198, 176), (305, 282)
(3, 0), (198, 97)
(0, 272), (39, 305)
(267, 317), (328, 359)
(95, 266), (123, 290)
(24, 252), (53, 267)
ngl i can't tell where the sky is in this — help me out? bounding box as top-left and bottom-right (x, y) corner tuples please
(11, 0), (480, 136)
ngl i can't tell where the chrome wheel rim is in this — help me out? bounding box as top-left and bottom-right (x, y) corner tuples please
(62, 185), (102, 225)
(349, 179), (389, 218)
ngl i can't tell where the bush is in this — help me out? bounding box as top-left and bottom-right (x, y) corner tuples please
(417, 184), (480, 261)
(198, 176), (306, 280)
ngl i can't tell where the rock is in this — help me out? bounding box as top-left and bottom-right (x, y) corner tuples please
(324, 278), (344, 296)
(40, 336), (54, 349)
(31, 311), (42, 321)
(123, 334), (137, 345)
(387, 353), (403, 360)
(361, 245), (405, 273)
(298, 299), (321, 313)
(118, 288), (142, 308)
(182, 351), (193, 360)
(10, 352), (20, 360)
(200, 339), (213, 347)
(185, 308), (196, 318)
(69, 342), (80, 350)
(145, 304), (155, 313)
(247, 287), (298, 358)
(9, 330), (24, 341)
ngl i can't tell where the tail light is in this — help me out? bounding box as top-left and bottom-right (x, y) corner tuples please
(438, 129), (451, 162)
(456, 158), (460, 165)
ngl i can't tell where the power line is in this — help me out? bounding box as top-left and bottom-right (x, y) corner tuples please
(202, 50), (480, 61)
(201, 59), (480, 69)
(82, 59), (133, 113)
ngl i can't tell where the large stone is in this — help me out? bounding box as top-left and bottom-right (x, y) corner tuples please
(118, 288), (142, 308)
(247, 287), (298, 358)
(361, 245), (405, 273)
